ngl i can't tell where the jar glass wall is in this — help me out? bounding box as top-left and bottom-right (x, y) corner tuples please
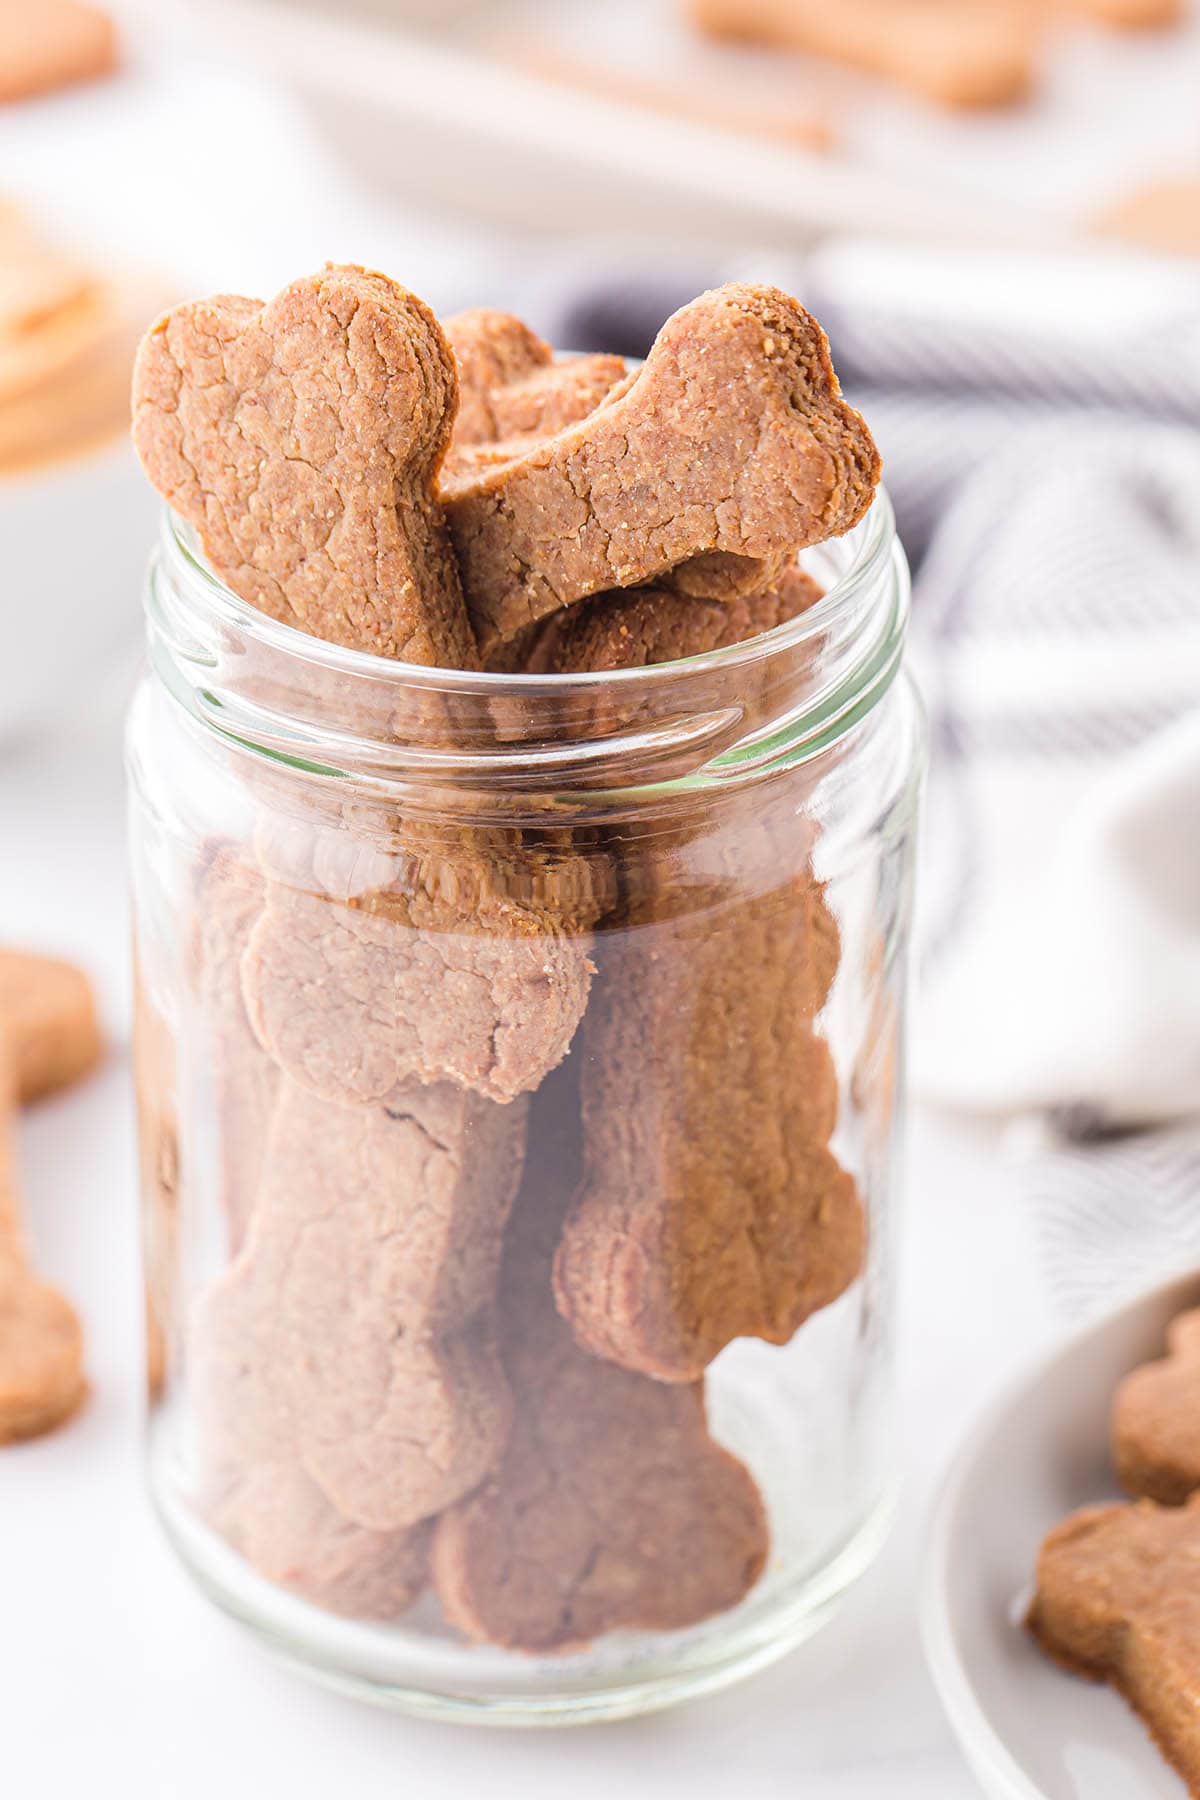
(127, 492), (923, 1723)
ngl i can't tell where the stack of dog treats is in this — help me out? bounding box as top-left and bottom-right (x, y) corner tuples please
(131, 268), (881, 1650)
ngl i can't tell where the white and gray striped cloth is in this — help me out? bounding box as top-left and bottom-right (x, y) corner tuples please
(546, 241), (1200, 1318)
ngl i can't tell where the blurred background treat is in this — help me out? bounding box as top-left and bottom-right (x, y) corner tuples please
(1, 1), (1197, 1793)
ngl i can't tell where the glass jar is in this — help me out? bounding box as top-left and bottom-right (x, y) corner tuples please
(127, 489), (923, 1724)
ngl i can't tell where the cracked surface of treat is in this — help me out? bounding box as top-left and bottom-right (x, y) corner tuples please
(0, 948), (102, 1104)
(0, 1051), (87, 1443)
(132, 264), (479, 667)
(554, 873), (861, 1381)
(441, 283), (879, 656)
(434, 1058), (769, 1652)
(242, 873), (594, 1108)
(1114, 1308), (1200, 1505)
(444, 308), (626, 455)
(194, 849), (279, 1250)
(545, 563), (823, 672)
(1029, 1493), (1200, 1797)
(193, 1077), (527, 1534)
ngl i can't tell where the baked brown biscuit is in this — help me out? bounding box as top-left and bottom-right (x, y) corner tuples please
(442, 283), (880, 657)
(1113, 1309), (1200, 1505)
(193, 848), (279, 1251)
(242, 872), (593, 1108)
(434, 1058), (769, 1652)
(0, 1051), (87, 1442)
(132, 265), (479, 668)
(0, 1), (117, 104)
(689, 0), (1036, 110)
(443, 308), (626, 454)
(544, 563), (823, 672)
(208, 1462), (432, 1621)
(1029, 1494), (1200, 1797)
(193, 1076), (527, 1534)
(555, 873), (861, 1381)
(0, 948), (102, 1103)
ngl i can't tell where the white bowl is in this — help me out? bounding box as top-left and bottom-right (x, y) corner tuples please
(0, 434), (157, 743)
(922, 1269), (1200, 1800)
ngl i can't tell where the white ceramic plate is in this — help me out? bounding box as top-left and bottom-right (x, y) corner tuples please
(922, 1269), (1200, 1800)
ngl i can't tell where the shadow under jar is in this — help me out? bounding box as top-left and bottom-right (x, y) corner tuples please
(127, 488), (924, 1725)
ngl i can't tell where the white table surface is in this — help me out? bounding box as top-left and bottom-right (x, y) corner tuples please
(0, 698), (1062, 1800)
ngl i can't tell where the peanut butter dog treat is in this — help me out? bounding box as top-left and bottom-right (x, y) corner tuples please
(194, 1077), (527, 1533)
(434, 1059), (769, 1651)
(545, 563), (823, 673)
(444, 309), (626, 454)
(0, 1), (117, 105)
(1113, 1309), (1200, 1505)
(208, 1462), (433, 1620)
(133, 265), (479, 668)
(1029, 1494), (1200, 1797)
(194, 849), (279, 1251)
(442, 283), (879, 657)
(242, 870), (593, 1108)
(0, 948), (102, 1104)
(555, 874), (861, 1381)
(689, 0), (1036, 110)
(0, 1052), (87, 1442)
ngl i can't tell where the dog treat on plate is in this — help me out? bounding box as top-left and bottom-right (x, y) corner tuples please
(193, 1077), (527, 1543)
(689, 0), (1037, 110)
(442, 284), (879, 658)
(133, 265), (479, 668)
(434, 1058), (769, 1651)
(444, 308), (626, 455)
(0, 1049), (87, 1443)
(0, 1), (117, 105)
(0, 948), (102, 1104)
(1029, 1494), (1200, 1797)
(554, 871), (860, 1381)
(1113, 1309), (1200, 1505)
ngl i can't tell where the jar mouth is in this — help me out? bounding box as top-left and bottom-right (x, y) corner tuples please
(147, 490), (908, 791)
(161, 488), (898, 690)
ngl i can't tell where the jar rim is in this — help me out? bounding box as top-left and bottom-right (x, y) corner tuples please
(160, 486), (899, 693)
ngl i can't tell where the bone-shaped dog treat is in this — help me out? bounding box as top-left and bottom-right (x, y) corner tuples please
(690, 0), (1037, 110)
(434, 1058), (769, 1651)
(544, 563), (823, 672)
(0, 948), (102, 1104)
(1113, 1309), (1200, 1505)
(444, 308), (626, 454)
(0, 1050), (87, 1442)
(441, 283), (880, 657)
(133, 264), (479, 668)
(208, 1462), (433, 1621)
(193, 1077), (528, 1535)
(241, 868), (594, 1108)
(554, 873), (862, 1381)
(194, 848), (279, 1251)
(1029, 1494), (1200, 1797)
